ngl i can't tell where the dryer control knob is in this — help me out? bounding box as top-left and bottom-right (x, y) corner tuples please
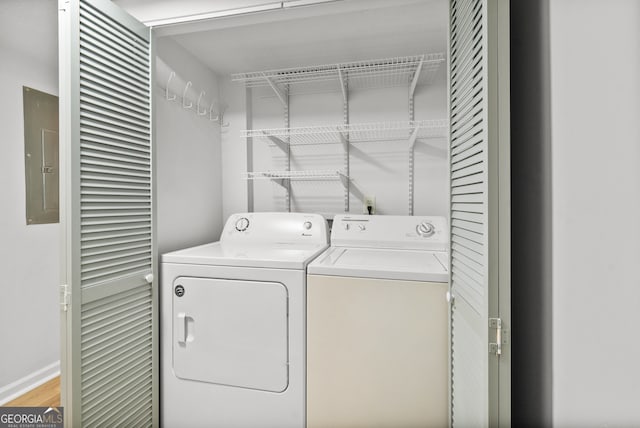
(304, 221), (313, 230)
(358, 224), (366, 231)
(416, 222), (435, 237)
(343, 223), (350, 231)
(235, 217), (250, 232)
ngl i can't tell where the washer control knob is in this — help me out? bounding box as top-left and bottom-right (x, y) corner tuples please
(304, 221), (313, 230)
(416, 222), (435, 237)
(343, 223), (350, 231)
(235, 217), (250, 232)
(358, 224), (366, 231)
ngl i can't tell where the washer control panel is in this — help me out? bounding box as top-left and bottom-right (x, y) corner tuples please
(416, 221), (435, 237)
(331, 215), (448, 251)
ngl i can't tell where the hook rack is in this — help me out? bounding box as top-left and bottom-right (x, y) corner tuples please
(161, 68), (227, 123)
(183, 81), (193, 109)
(166, 71), (176, 101)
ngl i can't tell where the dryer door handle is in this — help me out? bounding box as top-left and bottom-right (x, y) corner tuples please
(177, 313), (195, 345)
(177, 313), (187, 344)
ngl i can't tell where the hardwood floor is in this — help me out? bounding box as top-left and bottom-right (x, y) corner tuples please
(4, 377), (60, 407)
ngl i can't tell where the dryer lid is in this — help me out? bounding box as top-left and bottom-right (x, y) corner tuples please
(162, 241), (329, 270)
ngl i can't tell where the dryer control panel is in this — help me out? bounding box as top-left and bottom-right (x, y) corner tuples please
(331, 215), (448, 251)
(222, 212), (329, 245)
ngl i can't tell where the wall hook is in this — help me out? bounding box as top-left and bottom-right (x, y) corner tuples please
(209, 101), (220, 121)
(183, 81), (193, 109)
(166, 71), (176, 101)
(209, 101), (230, 126)
(196, 91), (207, 116)
(218, 101), (230, 127)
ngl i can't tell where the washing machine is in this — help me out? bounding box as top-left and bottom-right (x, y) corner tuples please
(161, 212), (328, 428)
(306, 214), (449, 428)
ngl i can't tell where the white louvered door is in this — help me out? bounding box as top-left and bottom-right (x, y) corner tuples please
(59, 0), (156, 426)
(448, 0), (510, 427)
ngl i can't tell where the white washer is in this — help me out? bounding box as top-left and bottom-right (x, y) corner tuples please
(161, 212), (328, 428)
(306, 214), (449, 428)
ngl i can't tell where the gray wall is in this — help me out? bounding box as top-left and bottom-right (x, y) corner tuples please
(0, 0), (60, 403)
(510, 1), (553, 426)
(549, 0), (640, 425)
(513, 0), (640, 425)
(154, 37), (224, 255)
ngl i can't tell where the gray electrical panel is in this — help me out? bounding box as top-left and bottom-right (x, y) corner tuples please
(24, 86), (59, 225)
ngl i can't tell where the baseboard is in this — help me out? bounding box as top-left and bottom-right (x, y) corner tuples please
(0, 361), (60, 406)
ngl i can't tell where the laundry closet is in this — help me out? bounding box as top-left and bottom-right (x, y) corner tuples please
(151, 0), (450, 256)
(58, 0), (510, 426)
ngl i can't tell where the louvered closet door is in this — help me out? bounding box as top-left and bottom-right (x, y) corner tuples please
(59, 0), (156, 426)
(449, 0), (510, 427)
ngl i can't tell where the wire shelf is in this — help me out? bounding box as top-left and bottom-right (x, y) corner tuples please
(231, 54), (445, 90)
(244, 170), (346, 181)
(241, 120), (449, 146)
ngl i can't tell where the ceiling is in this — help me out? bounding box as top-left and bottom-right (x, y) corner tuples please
(0, 1), (446, 79)
(158, 0), (447, 76)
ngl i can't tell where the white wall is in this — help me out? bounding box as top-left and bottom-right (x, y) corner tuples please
(155, 37), (224, 254)
(0, 1), (60, 403)
(220, 77), (249, 219)
(550, 0), (640, 425)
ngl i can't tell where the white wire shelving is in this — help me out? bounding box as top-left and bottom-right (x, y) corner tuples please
(241, 120), (449, 147)
(244, 170), (348, 188)
(244, 170), (346, 180)
(237, 54), (447, 215)
(231, 54), (445, 91)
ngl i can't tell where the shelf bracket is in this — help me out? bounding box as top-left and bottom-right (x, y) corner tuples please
(260, 172), (290, 189)
(263, 132), (288, 152)
(408, 126), (420, 151)
(263, 73), (288, 107)
(337, 67), (347, 104)
(409, 59), (424, 99)
(338, 129), (349, 150)
(273, 178), (290, 189)
(337, 171), (349, 189)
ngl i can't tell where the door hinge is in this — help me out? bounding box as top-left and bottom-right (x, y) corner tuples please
(489, 318), (509, 356)
(60, 284), (70, 312)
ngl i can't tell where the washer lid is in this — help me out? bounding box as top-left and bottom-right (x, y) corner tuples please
(162, 241), (329, 270)
(307, 247), (449, 282)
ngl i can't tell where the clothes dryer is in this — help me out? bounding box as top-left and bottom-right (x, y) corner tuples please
(161, 212), (328, 428)
(306, 214), (449, 428)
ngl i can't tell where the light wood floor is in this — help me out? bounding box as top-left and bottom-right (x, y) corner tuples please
(3, 377), (60, 407)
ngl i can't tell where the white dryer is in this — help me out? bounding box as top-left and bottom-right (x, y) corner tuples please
(306, 214), (449, 428)
(161, 212), (328, 428)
